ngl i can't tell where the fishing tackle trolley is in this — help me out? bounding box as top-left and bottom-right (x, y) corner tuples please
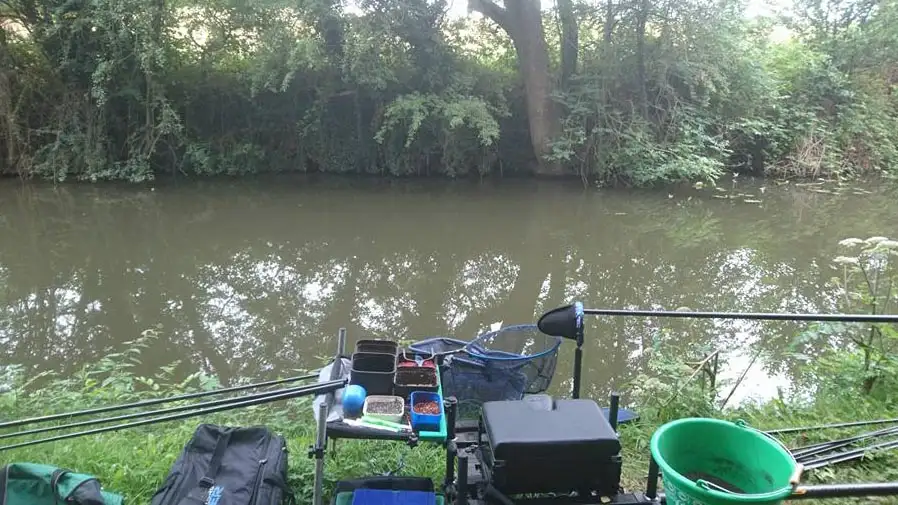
(315, 302), (898, 505)
(441, 303), (650, 505)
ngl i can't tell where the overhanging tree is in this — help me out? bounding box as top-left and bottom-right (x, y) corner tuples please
(468, 0), (565, 176)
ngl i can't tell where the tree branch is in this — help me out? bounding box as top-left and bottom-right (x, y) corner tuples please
(468, 0), (512, 35)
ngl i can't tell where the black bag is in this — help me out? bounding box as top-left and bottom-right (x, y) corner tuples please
(150, 424), (294, 505)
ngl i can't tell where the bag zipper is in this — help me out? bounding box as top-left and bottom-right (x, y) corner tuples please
(272, 439), (288, 505)
(153, 471), (181, 505)
(267, 441), (287, 504)
(161, 450), (193, 505)
(248, 434), (272, 505)
(270, 439), (285, 478)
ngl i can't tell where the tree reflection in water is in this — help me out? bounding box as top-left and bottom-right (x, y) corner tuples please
(1, 177), (895, 404)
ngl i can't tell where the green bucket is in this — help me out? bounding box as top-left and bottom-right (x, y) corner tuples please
(650, 418), (799, 505)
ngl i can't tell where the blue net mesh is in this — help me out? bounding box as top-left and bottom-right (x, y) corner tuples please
(409, 325), (561, 419)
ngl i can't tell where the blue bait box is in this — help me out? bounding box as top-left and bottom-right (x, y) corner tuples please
(351, 489), (435, 505)
(409, 391), (443, 432)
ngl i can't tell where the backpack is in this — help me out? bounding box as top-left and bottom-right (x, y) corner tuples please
(0, 462), (124, 505)
(150, 424), (294, 505)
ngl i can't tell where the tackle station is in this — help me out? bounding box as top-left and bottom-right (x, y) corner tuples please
(4, 302), (898, 505)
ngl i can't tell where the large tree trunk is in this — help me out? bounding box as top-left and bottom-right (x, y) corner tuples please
(469, 0), (564, 176)
(635, 0), (649, 120)
(604, 0), (615, 44)
(559, 0), (578, 90)
(0, 32), (19, 174)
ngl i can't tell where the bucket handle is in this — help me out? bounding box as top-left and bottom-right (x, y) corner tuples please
(734, 419), (795, 458)
(696, 420), (804, 499)
(697, 464), (804, 499)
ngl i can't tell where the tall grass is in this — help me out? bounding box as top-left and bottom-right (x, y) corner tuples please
(0, 333), (444, 503)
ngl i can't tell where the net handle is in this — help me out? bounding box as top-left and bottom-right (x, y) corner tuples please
(400, 349), (436, 362)
(468, 324), (561, 361)
(408, 337), (476, 358)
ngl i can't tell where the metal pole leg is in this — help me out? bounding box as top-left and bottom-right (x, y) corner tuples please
(444, 397), (458, 492)
(608, 392), (620, 432)
(646, 456), (660, 501)
(331, 328), (347, 386)
(313, 328), (345, 505)
(456, 454), (468, 505)
(312, 402), (329, 505)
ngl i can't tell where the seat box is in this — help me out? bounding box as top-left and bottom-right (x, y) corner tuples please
(480, 396), (622, 496)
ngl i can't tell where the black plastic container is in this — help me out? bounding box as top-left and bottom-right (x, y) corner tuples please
(479, 396), (622, 496)
(394, 367), (439, 399)
(350, 352), (397, 396)
(355, 339), (399, 356)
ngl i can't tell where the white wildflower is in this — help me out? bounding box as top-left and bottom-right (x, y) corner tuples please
(865, 236), (889, 245)
(833, 256), (860, 265)
(838, 238), (864, 247)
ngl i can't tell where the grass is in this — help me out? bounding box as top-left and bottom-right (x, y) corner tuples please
(0, 403), (448, 504)
(3, 335), (898, 504)
(617, 404), (898, 499)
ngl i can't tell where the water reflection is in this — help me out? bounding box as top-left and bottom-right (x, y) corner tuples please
(1, 177), (896, 405)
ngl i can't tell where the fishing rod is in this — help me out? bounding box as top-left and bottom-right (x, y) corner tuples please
(0, 378), (346, 452)
(789, 482), (898, 500)
(802, 436), (898, 470)
(583, 307), (898, 324)
(0, 371), (319, 431)
(792, 425), (898, 461)
(0, 380), (328, 441)
(768, 417), (898, 435)
(654, 482), (898, 502)
(540, 302), (898, 400)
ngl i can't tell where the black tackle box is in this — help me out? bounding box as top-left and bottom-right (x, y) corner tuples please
(479, 395), (622, 496)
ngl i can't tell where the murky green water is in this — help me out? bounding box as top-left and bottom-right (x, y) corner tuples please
(1, 176), (896, 406)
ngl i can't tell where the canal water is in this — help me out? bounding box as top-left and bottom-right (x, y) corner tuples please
(1, 176), (895, 406)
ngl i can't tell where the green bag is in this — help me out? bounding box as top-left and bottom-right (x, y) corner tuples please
(0, 463), (124, 505)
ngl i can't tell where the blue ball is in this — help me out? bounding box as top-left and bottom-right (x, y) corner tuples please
(342, 384), (367, 417)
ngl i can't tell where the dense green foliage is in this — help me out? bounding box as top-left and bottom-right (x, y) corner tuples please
(2, 0), (897, 183)
(794, 236), (898, 396)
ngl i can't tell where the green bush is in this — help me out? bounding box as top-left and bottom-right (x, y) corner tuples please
(2, 0), (898, 183)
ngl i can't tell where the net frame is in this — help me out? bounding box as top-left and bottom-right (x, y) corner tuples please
(409, 325), (561, 419)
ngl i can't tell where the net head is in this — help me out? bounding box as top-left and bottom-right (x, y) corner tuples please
(469, 324), (560, 359)
(410, 326), (562, 420)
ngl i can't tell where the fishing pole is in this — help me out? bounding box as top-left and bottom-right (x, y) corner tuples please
(655, 483), (898, 502)
(583, 307), (898, 324)
(802, 436), (898, 470)
(0, 378), (346, 452)
(0, 380), (328, 441)
(792, 425), (898, 461)
(789, 482), (898, 500)
(768, 417), (898, 435)
(0, 371), (319, 431)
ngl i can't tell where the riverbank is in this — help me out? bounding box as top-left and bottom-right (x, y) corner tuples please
(3, 337), (898, 504)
